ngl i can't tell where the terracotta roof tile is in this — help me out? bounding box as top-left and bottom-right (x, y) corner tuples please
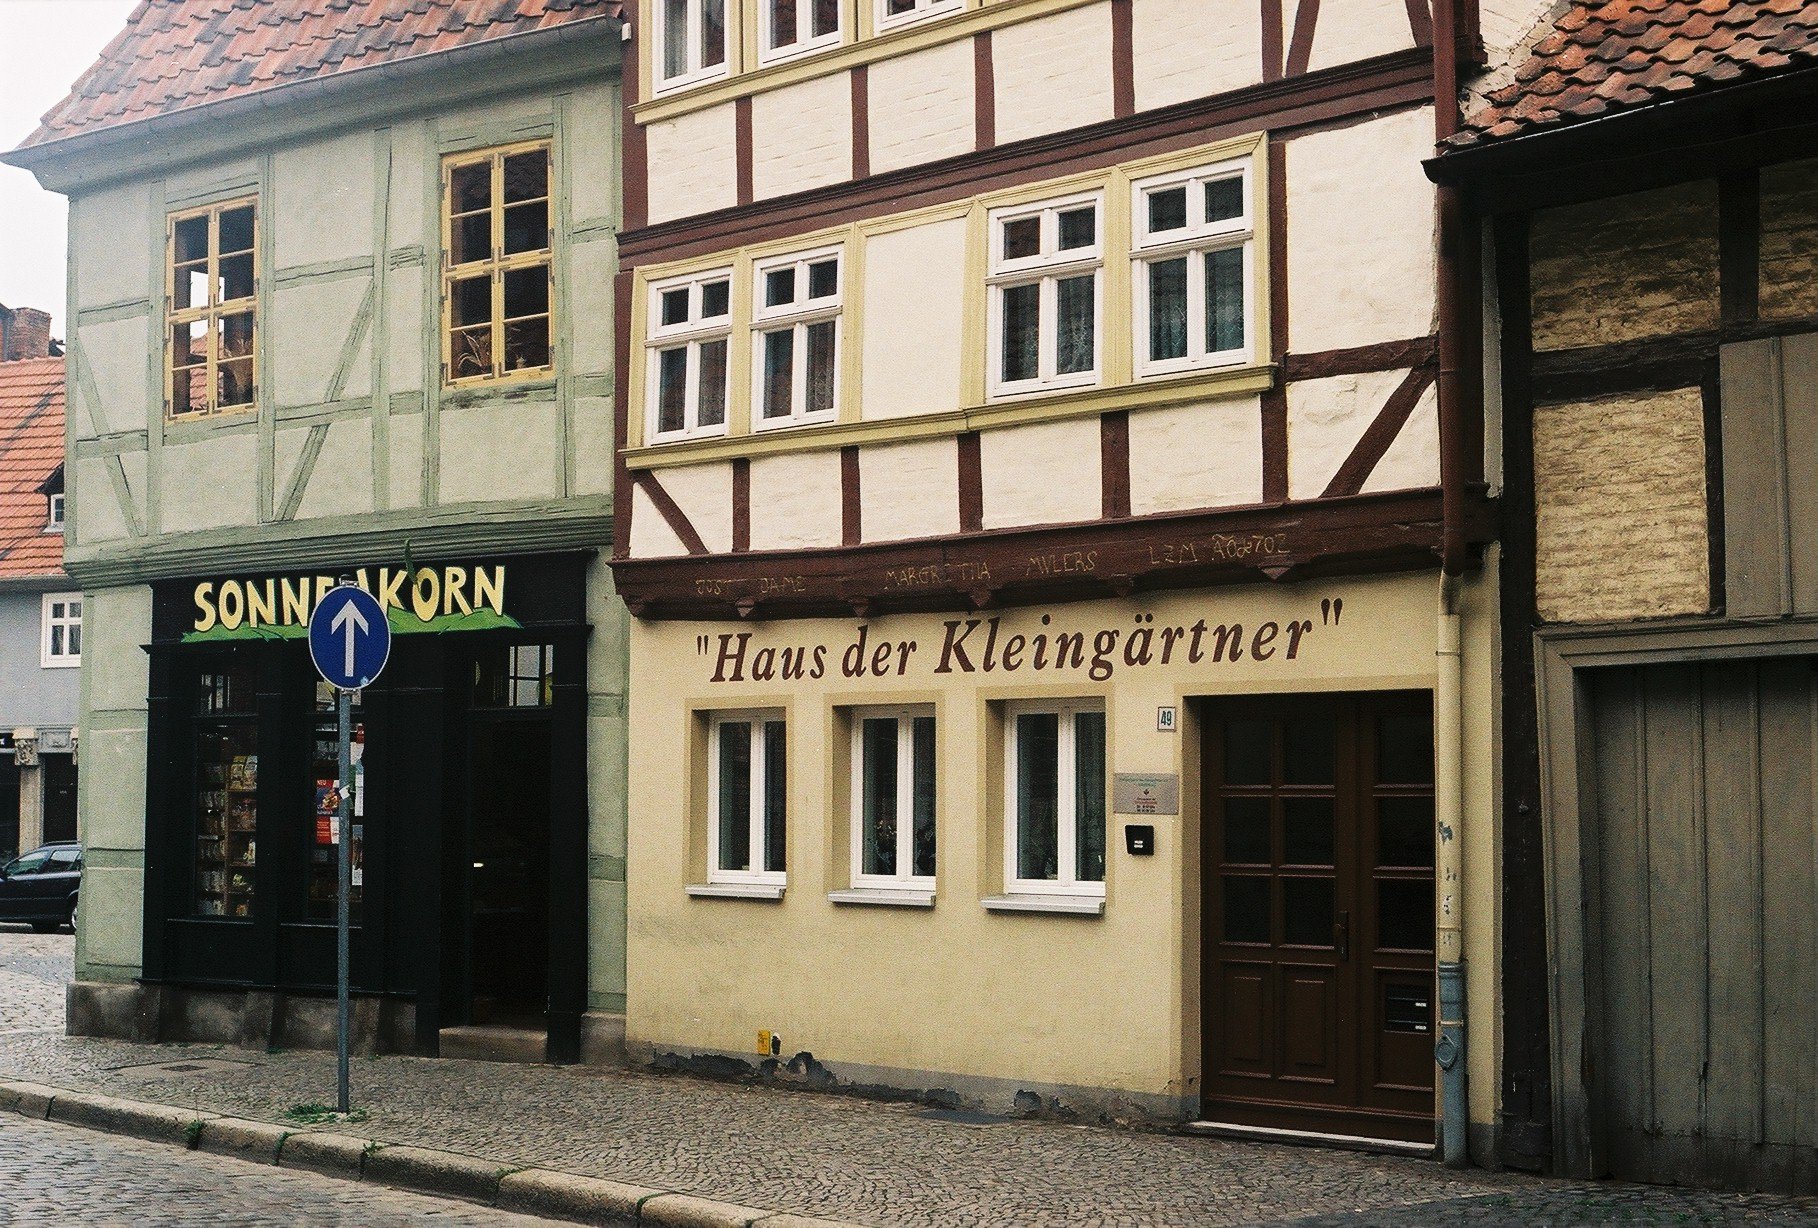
(18, 0), (621, 149)
(1454, 0), (1818, 147)
(0, 359), (66, 581)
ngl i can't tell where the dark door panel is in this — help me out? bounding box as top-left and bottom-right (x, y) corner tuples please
(1199, 693), (1436, 1142)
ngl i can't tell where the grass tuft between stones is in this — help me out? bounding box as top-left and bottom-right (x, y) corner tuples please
(282, 1102), (370, 1126)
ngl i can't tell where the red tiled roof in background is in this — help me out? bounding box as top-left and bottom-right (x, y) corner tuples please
(1456, 0), (1818, 147)
(0, 358), (66, 581)
(20, 0), (622, 150)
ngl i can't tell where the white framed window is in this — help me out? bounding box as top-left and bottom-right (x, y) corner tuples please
(41, 593), (81, 668)
(1004, 700), (1106, 896)
(658, 0), (729, 91)
(1131, 159), (1254, 376)
(760, 0), (841, 64)
(987, 193), (1104, 399)
(46, 493), (63, 532)
(876, 0), (962, 32)
(707, 712), (787, 886)
(850, 708), (937, 890)
(751, 247), (842, 429)
(647, 269), (733, 442)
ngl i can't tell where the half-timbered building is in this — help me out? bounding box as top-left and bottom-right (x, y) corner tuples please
(3, 0), (630, 1067)
(614, 0), (1529, 1150)
(1433, 0), (1818, 1192)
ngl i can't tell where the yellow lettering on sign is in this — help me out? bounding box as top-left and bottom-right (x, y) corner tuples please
(411, 568), (440, 622)
(193, 583), (218, 633)
(217, 580), (245, 631)
(280, 577), (311, 626)
(444, 566), (471, 616)
(245, 579), (275, 628)
(471, 565), (505, 615)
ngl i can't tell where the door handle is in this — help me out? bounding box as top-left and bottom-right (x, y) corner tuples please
(1335, 910), (1350, 962)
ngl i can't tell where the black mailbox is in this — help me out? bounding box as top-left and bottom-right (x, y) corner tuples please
(1124, 824), (1155, 856)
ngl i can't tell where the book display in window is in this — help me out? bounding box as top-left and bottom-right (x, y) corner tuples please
(194, 744), (257, 917)
(308, 680), (365, 921)
(193, 664), (258, 917)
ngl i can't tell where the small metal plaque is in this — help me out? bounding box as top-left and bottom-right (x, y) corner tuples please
(1113, 773), (1179, 815)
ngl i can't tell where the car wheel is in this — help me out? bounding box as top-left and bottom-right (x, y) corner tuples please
(67, 898), (78, 933)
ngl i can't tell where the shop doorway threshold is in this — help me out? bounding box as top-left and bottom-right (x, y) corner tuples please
(438, 1025), (548, 1065)
(1183, 1120), (1435, 1158)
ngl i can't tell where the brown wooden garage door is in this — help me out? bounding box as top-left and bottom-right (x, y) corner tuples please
(1586, 657), (1818, 1192)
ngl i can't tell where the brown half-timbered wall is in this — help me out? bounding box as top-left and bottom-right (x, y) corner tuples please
(1487, 151), (1818, 1173)
(614, 0), (1490, 618)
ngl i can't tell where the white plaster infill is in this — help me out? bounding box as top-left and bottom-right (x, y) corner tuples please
(981, 894), (1105, 916)
(685, 882), (786, 901)
(827, 887), (935, 908)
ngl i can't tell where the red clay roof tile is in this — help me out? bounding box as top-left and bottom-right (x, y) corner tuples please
(18, 0), (621, 150)
(0, 358), (66, 581)
(1455, 0), (1818, 147)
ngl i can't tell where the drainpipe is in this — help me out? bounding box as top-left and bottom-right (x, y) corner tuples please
(1432, 0), (1477, 1170)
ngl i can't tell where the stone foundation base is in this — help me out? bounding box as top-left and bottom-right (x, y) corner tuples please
(66, 982), (629, 1070)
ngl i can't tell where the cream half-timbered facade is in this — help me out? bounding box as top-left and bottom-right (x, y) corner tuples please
(614, 0), (1513, 1147)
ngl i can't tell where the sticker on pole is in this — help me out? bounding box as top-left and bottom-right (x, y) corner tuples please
(308, 584), (391, 690)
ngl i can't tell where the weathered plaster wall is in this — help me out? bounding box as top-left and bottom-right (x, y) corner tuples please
(0, 588), (81, 731)
(1131, 0), (1261, 112)
(860, 437), (961, 542)
(1529, 182), (1720, 352)
(991, 2), (1116, 145)
(646, 103), (739, 224)
(1126, 398), (1264, 515)
(867, 40), (975, 174)
(1532, 388), (1710, 624)
(624, 567), (1502, 1126)
(1286, 107), (1436, 355)
(977, 418), (1101, 530)
(1760, 158), (1818, 321)
(858, 219), (967, 421)
(73, 584), (152, 984)
(752, 74), (851, 200)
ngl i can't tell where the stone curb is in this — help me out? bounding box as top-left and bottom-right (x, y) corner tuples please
(0, 1079), (870, 1228)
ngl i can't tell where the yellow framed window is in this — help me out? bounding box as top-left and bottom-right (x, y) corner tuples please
(166, 198), (257, 421)
(442, 141), (555, 385)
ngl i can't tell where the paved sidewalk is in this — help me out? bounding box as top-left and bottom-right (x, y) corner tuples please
(5, 933), (1817, 1225)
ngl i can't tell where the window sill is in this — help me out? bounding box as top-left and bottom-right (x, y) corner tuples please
(828, 887), (935, 908)
(686, 881), (786, 901)
(982, 893), (1105, 916)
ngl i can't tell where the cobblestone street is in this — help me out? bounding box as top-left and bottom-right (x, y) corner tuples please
(0, 1112), (567, 1226)
(4, 930), (1818, 1225)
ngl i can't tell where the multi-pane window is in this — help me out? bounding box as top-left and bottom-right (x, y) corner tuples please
(877, 0), (962, 31)
(660, 0), (728, 88)
(475, 644), (556, 708)
(851, 710), (937, 888)
(752, 249), (842, 428)
(167, 198), (256, 420)
(987, 194), (1103, 397)
(1005, 701), (1107, 894)
(46, 493), (63, 532)
(443, 142), (554, 384)
(709, 713), (788, 884)
(40, 594), (80, 668)
(761, 0), (840, 62)
(1132, 160), (1253, 375)
(649, 271), (733, 440)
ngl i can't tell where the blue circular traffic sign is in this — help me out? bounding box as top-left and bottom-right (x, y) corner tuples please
(308, 584), (392, 690)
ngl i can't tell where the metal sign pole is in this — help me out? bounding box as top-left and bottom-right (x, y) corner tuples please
(336, 681), (352, 1115)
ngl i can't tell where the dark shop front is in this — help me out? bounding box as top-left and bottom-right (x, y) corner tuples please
(140, 552), (590, 1060)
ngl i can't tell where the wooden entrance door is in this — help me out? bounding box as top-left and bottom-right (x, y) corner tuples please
(1199, 693), (1436, 1141)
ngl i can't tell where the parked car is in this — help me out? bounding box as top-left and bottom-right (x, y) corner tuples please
(0, 842), (81, 932)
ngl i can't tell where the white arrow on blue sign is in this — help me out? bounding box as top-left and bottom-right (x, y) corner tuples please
(308, 584), (392, 690)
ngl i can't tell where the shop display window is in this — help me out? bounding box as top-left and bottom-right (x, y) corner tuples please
(192, 663), (258, 918)
(308, 681), (365, 922)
